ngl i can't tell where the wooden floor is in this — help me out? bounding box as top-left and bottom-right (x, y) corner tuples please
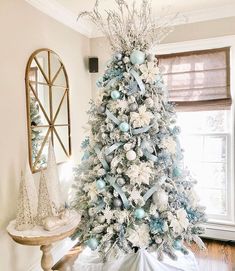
(53, 239), (235, 271)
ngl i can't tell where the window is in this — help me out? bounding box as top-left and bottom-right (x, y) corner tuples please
(158, 48), (232, 223)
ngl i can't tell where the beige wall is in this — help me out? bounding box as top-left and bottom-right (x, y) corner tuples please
(90, 16), (235, 98)
(0, 0), (91, 270)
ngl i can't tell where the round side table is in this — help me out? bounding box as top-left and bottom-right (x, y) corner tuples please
(7, 214), (80, 271)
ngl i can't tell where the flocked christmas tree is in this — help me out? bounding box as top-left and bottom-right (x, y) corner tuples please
(73, 0), (206, 261)
(30, 96), (46, 168)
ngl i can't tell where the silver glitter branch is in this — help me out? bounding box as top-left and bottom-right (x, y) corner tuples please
(78, 0), (181, 53)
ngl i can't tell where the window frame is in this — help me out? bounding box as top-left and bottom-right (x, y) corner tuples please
(152, 35), (235, 240)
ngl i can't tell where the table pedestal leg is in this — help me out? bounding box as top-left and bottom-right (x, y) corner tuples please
(40, 244), (54, 271)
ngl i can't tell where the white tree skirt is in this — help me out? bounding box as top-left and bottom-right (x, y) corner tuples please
(73, 247), (199, 271)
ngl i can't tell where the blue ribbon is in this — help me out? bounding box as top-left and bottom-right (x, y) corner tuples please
(105, 142), (123, 156)
(126, 81), (138, 96)
(130, 69), (145, 95)
(105, 77), (118, 88)
(96, 201), (105, 211)
(94, 145), (109, 170)
(143, 186), (158, 201)
(132, 125), (151, 135)
(105, 109), (121, 125)
(107, 176), (130, 209)
(143, 149), (158, 162)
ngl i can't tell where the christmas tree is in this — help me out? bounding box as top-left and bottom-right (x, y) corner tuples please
(30, 96), (46, 169)
(73, 0), (206, 261)
(37, 140), (63, 224)
(37, 170), (55, 224)
(15, 163), (38, 231)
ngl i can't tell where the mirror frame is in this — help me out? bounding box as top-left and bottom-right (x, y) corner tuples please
(25, 48), (71, 173)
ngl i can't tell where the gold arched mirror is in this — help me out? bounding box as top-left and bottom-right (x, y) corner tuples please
(25, 49), (71, 173)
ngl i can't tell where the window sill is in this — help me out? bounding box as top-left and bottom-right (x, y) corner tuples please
(202, 221), (235, 241)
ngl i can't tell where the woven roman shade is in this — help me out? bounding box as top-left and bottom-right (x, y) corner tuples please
(158, 48), (231, 111)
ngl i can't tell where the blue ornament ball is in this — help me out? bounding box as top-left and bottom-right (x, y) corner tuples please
(87, 238), (99, 250)
(130, 50), (145, 65)
(173, 167), (181, 177)
(119, 122), (130, 132)
(96, 179), (106, 190)
(134, 208), (145, 219)
(111, 90), (121, 100)
(173, 240), (182, 250)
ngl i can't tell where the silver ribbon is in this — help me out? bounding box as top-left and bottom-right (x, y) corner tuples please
(130, 69), (145, 95)
(105, 109), (120, 125)
(132, 125), (151, 135)
(94, 145), (109, 170)
(107, 176), (130, 209)
(105, 142), (124, 156)
(143, 186), (158, 201)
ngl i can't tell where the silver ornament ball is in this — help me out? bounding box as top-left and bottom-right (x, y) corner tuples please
(105, 154), (113, 163)
(147, 54), (155, 62)
(113, 198), (122, 208)
(117, 177), (126, 186)
(97, 105), (106, 114)
(129, 103), (138, 111)
(88, 208), (96, 217)
(113, 223), (121, 232)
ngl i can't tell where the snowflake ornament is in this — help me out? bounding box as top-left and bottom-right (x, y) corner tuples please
(126, 162), (153, 186)
(140, 62), (160, 83)
(115, 209), (130, 224)
(102, 206), (114, 224)
(127, 224), (150, 248)
(128, 187), (144, 206)
(130, 105), (153, 128)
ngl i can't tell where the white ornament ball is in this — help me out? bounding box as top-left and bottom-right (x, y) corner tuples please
(97, 215), (106, 224)
(153, 190), (168, 211)
(130, 50), (145, 65)
(126, 150), (137, 161)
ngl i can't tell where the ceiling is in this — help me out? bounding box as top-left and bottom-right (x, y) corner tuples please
(26, 0), (235, 37)
(57, 0), (235, 15)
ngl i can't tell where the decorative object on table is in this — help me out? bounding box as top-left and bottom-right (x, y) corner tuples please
(15, 163), (38, 231)
(37, 139), (66, 227)
(73, 0), (206, 268)
(7, 211), (80, 271)
(25, 48), (71, 173)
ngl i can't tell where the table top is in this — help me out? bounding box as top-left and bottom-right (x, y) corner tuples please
(7, 211), (80, 246)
